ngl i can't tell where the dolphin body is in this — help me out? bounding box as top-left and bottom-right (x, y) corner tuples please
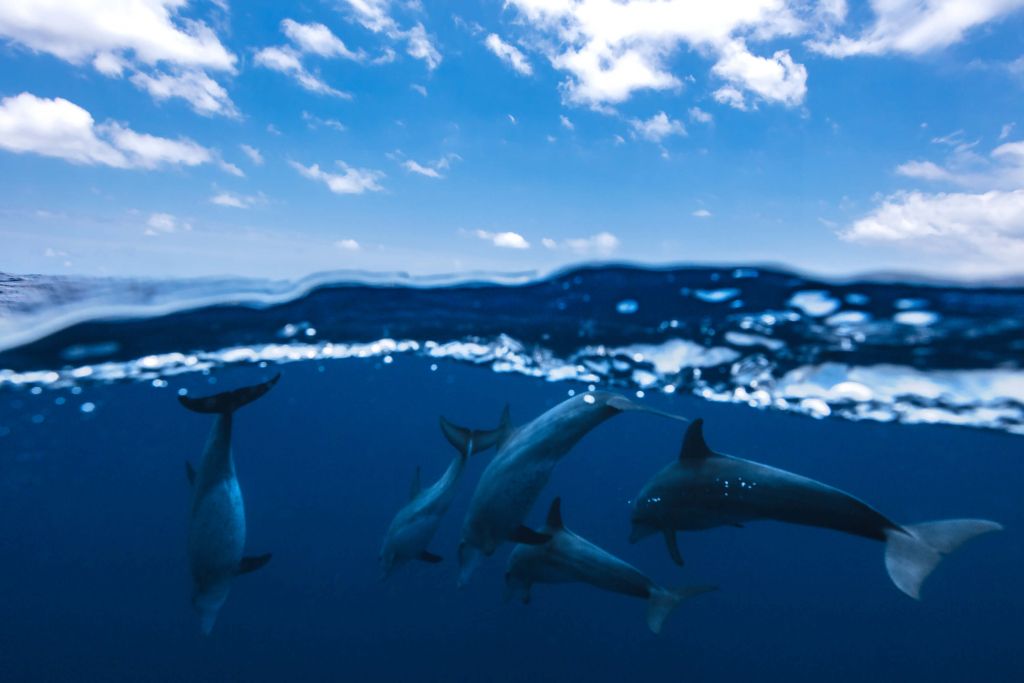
(379, 411), (510, 578)
(506, 498), (717, 634)
(181, 375), (279, 634)
(455, 391), (685, 585)
(630, 419), (1002, 599)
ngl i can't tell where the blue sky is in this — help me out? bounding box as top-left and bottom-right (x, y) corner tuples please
(1, 0), (1023, 279)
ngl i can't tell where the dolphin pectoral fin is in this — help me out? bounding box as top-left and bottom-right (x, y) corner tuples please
(664, 530), (684, 566)
(186, 461), (196, 485)
(237, 553), (272, 575)
(418, 550), (443, 564)
(510, 525), (552, 546)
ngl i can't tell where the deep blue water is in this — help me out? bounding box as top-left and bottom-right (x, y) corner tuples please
(0, 265), (1021, 681)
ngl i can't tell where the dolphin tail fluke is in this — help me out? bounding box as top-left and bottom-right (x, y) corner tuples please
(884, 519), (1002, 599)
(439, 405), (511, 458)
(178, 374), (280, 414)
(645, 585), (718, 634)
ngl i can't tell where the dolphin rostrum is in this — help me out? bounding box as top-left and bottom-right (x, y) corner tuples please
(454, 391), (686, 585)
(630, 418), (1002, 599)
(379, 409), (510, 578)
(506, 498), (717, 634)
(181, 374), (279, 634)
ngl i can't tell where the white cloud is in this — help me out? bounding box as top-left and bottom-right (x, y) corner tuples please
(254, 46), (350, 97)
(1000, 122), (1016, 140)
(560, 114), (574, 130)
(563, 231), (620, 256)
(808, 0), (1024, 58)
(145, 211), (190, 235)
(290, 160), (385, 195)
(689, 106), (713, 124)
(629, 112), (686, 142)
(411, 84), (428, 96)
(504, 0), (809, 109)
(210, 191), (264, 209)
(895, 138), (1024, 190)
(692, 208), (712, 218)
(484, 33), (533, 75)
(508, 114), (518, 125)
(403, 160), (441, 178)
(0, 92), (226, 171)
(713, 85), (747, 110)
(335, 238), (361, 250)
(474, 229), (531, 249)
(711, 39), (806, 107)
(541, 237), (558, 249)
(0, 0), (238, 116)
(281, 19), (359, 59)
(240, 144), (263, 165)
(401, 154), (461, 179)
(342, 2), (442, 70)
(302, 111), (347, 131)
(841, 189), (1024, 269)
(130, 69), (238, 118)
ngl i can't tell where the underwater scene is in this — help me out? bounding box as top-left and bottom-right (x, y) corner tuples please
(1, 265), (1021, 682)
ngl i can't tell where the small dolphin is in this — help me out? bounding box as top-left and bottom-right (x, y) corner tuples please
(454, 391), (685, 585)
(630, 418), (1002, 599)
(506, 498), (717, 634)
(379, 409), (510, 578)
(181, 374), (279, 634)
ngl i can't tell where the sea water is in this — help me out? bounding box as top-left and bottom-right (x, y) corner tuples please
(0, 265), (1021, 681)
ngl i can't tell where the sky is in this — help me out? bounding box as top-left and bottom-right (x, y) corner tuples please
(1, 0), (1023, 281)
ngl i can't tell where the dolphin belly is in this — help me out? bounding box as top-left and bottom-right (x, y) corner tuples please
(188, 477), (246, 585)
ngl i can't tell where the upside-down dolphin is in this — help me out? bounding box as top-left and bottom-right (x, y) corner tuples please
(506, 498), (717, 634)
(454, 391), (685, 585)
(630, 418), (1002, 599)
(181, 374), (279, 634)
(379, 410), (510, 578)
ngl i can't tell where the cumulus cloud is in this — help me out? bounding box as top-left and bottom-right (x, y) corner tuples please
(711, 39), (806, 107)
(474, 229), (531, 249)
(335, 238), (361, 250)
(629, 112), (686, 142)
(399, 153), (459, 179)
(290, 160), (385, 194)
(341, 1), (442, 70)
(692, 208), (712, 218)
(560, 114), (574, 130)
(0, 92), (230, 171)
(240, 144), (263, 165)
(808, 0), (1024, 58)
(210, 191), (265, 209)
(484, 33), (533, 75)
(689, 107), (713, 124)
(713, 85), (748, 110)
(895, 137), (1024, 190)
(563, 232), (620, 256)
(281, 18), (359, 59)
(254, 45), (350, 98)
(145, 211), (190, 235)
(0, 0), (238, 116)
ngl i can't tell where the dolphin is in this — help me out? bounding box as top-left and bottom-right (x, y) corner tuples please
(181, 374), (279, 634)
(630, 418), (1002, 599)
(506, 498), (717, 634)
(454, 391), (685, 585)
(379, 409), (510, 578)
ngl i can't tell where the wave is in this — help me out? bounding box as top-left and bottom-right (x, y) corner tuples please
(2, 265), (1023, 435)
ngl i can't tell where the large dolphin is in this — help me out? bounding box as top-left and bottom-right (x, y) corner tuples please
(506, 498), (717, 634)
(181, 374), (279, 634)
(454, 391), (685, 585)
(630, 418), (1002, 599)
(379, 409), (510, 578)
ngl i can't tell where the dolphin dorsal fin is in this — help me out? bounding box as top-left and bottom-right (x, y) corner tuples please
(409, 466), (422, 500)
(545, 497), (564, 530)
(679, 419), (714, 460)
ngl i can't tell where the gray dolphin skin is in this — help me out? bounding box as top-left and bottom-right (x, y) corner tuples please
(630, 418), (1002, 599)
(378, 409), (510, 578)
(455, 391), (685, 585)
(181, 374), (279, 634)
(506, 498), (717, 634)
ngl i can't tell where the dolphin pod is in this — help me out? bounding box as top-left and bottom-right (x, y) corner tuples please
(176, 375), (1002, 635)
(506, 498), (717, 633)
(629, 419), (1003, 599)
(181, 374), (279, 634)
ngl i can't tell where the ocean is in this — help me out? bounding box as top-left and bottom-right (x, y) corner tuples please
(0, 265), (1020, 682)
